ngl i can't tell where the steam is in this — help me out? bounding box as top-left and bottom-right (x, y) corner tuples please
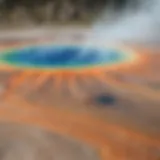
(85, 0), (160, 48)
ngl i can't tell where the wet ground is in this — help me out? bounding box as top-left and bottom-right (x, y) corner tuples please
(0, 27), (159, 160)
(0, 123), (99, 160)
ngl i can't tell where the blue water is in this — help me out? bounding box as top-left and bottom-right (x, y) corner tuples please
(1, 45), (125, 68)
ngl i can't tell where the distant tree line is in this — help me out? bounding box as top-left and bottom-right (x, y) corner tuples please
(0, 0), (128, 25)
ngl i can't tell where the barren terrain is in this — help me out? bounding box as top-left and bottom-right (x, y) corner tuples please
(0, 27), (159, 160)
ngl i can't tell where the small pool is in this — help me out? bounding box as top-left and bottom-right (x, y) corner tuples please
(0, 45), (131, 69)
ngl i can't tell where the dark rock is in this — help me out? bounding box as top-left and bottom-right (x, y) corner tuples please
(88, 93), (116, 107)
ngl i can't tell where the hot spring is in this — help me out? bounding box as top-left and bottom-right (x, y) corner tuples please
(0, 45), (133, 69)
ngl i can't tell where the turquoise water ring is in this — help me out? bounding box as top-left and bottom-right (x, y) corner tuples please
(0, 45), (136, 70)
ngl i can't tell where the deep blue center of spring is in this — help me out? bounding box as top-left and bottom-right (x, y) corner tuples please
(1, 45), (125, 68)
